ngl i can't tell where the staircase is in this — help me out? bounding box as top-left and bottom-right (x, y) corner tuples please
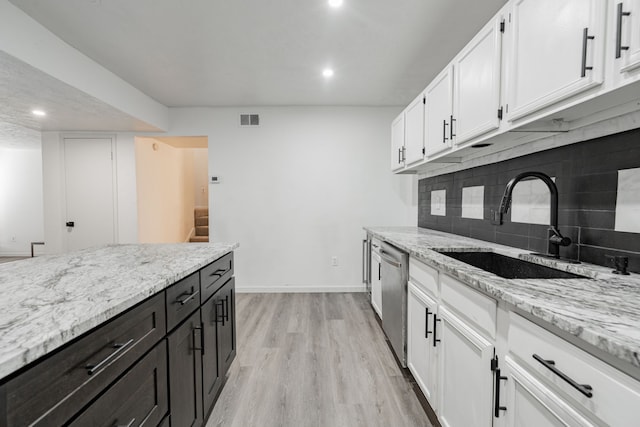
(190, 207), (209, 243)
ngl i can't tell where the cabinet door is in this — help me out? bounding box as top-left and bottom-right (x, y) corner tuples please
(201, 295), (222, 417)
(371, 253), (382, 318)
(616, 0), (640, 73)
(424, 66), (453, 156)
(168, 310), (203, 427)
(217, 278), (236, 376)
(507, 0), (606, 122)
(391, 113), (405, 171)
(437, 306), (494, 427)
(454, 14), (503, 145)
(404, 93), (425, 165)
(407, 282), (439, 410)
(502, 356), (597, 427)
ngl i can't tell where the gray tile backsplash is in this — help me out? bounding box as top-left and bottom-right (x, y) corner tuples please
(418, 127), (640, 273)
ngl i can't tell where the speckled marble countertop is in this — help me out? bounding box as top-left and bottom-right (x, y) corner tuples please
(365, 226), (640, 372)
(0, 242), (238, 381)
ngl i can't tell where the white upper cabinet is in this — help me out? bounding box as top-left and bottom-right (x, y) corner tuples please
(390, 112), (405, 171)
(453, 12), (504, 145)
(506, 0), (607, 122)
(424, 65), (454, 156)
(614, 0), (640, 75)
(404, 93), (426, 166)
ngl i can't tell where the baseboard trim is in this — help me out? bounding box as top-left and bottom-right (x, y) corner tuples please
(185, 228), (195, 243)
(238, 285), (366, 293)
(0, 251), (30, 257)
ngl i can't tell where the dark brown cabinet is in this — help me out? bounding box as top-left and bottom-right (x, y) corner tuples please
(216, 278), (236, 377)
(168, 310), (204, 427)
(68, 341), (168, 427)
(201, 291), (222, 416)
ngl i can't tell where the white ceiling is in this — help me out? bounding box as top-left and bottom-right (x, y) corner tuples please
(9, 0), (507, 108)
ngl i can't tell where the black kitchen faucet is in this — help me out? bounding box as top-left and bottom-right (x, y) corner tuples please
(496, 171), (571, 259)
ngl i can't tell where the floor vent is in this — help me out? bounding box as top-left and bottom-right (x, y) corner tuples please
(240, 114), (260, 126)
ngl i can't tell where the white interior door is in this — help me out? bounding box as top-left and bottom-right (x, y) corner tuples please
(64, 138), (116, 251)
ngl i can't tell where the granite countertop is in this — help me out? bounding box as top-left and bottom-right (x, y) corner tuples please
(0, 242), (238, 381)
(365, 226), (640, 372)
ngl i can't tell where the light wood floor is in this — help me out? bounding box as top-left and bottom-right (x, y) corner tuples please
(0, 257), (29, 264)
(206, 293), (432, 427)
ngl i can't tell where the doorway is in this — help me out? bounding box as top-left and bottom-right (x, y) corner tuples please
(134, 136), (209, 243)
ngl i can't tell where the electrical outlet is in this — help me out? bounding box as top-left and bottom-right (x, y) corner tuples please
(331, 256), (339, 267)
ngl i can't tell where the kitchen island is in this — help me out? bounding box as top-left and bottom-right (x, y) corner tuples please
(0, 242), (238, 426)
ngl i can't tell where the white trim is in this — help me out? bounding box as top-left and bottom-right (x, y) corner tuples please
(237, 285), (366, 293)
(185, 228), (195, 242)
(0, 251), (30, 257)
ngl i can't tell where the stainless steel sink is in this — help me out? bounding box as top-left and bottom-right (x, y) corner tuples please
(437, 251), (588, 280)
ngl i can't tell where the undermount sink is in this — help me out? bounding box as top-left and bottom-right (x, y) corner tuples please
(437, 251), (588, 280)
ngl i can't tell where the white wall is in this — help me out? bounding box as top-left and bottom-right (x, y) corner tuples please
(168, 107), (417, 292)
(193, 148), (209, 207)
(0, 145), (44, 255)
(41, 132), (139, 254)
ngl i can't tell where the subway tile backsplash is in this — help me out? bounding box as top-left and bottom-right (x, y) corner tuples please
(418, 127), (640, 273)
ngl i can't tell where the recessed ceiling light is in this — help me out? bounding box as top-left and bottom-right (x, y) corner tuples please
(32, 110), (46, 117)
(328, 0), (343, 8)
(322, 68), (334, 78)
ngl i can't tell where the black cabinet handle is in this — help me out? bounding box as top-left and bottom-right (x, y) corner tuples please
(66, 221), (75, 227)
(442, 120), (449, 143)
(116, 418), (136, 427)
(533, 354), (593, 398)
(378, 263), (381, 281)
(175, 288), (199, 305)
(425, 307), (432, 339)
(494, 368), (508, 417)
(616, 3), (631, 58)
(433, 314), (441, 347)
(450, 115), (456, 140)
(85, 338), (134, 375)
(192, 325), (204, 354)
(581, 27), (595, 77)
(216, 300), (225, 326)
(224, 295), (230, 322)
(209, 268), (227, 278)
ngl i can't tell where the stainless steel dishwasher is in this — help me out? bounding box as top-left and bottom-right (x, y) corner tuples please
(380, 241), (409, 367)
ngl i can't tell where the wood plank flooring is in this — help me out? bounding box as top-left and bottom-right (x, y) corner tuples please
(206, 293), (432, 427)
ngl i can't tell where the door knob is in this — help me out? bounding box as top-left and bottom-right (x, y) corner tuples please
(66, 221), (75, 227)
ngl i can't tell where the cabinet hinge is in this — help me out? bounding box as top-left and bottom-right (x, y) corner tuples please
(422, 147), (426, 155)
(491, 355), (499, 371)
(497, 107), (503, 120)
(500, 19), (505, 33)
(423, 96), (426, 105)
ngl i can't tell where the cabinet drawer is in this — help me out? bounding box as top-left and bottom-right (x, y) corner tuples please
(166, 272), (201, 332)
(409, 257), (438, 298)
(508, 313), (640, 425)
(440, 273), (496, 340)
(1, 293), (166, 427)
(69, 341), (168, 427)
(200, 252), (234, 302)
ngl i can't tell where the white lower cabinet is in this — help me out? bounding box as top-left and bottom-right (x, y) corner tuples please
(406, 255), (640, 427)
(502, 356), (596, 427)
(438, 306), (494, 427)
(407, 282), (439, 407)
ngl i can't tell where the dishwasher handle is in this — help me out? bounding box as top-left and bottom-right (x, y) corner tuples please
(380, 250), (402, 268)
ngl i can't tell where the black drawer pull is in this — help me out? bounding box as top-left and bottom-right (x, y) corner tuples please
(115, 418), (136, 427)
(175, 288), (199, 305)
(85, 338), (134, 375)
(433, 314), (441, 347)
(425, 307), (432, 339)
(533, 354), (593, 398)
(581, 27), (595, 77)
(224, 295), (230, 322)
(216, 300), (225, 326)
(193, 325), (205, 355)
(209, 268), (227, 278)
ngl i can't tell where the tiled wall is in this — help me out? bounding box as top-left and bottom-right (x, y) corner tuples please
(418, 127), (640, 273)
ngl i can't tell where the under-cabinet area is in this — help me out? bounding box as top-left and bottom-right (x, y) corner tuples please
(366, 226), (640, 427)
(0, 244), (237, 427)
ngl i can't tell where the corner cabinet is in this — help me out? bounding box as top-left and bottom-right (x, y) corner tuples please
(506, 0), (606, 122)
(0, 251), (237, 427)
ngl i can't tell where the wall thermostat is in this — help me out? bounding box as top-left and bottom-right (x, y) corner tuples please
(210, 176), (222, 184)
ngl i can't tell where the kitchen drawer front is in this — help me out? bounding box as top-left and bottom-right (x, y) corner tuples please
(508, 312), (640, 425)
(440, 273), (496, 340)
(200, 252), (234, 302)
(2, 293), (166, 427)
(409, 257), (438, 298)
(68, 340), (168, 427)
(166, 272), (201, 332)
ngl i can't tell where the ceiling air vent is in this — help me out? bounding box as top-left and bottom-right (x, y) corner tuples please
(239, 114), (260, 127)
